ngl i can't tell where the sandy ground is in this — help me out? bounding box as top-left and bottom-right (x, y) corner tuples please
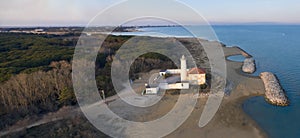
(118, 44), (268, 138)
(106, 44), (268, 137)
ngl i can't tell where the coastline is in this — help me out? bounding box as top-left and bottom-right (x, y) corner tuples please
(0, 36), (269, 137)
(131, 43), (268, 137)
(104, 37), (268, 137)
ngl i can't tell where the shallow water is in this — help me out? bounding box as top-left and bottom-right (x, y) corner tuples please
(227, 55), (245, 62)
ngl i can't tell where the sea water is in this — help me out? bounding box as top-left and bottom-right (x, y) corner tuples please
(214, 25), (300, 138)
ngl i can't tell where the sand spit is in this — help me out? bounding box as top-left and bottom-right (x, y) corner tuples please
(97, 41), (270, 138)
(260, 72), (289, 106)
(133, 43), (268, 137)
(232, 46), (252, 58)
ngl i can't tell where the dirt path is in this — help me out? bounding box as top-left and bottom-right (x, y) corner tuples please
(0, 72), (152, 137)
(0, 93), (124, 137)
(0, 106), (78, 137)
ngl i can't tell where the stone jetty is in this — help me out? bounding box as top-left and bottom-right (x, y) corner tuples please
(232, 46), (252, 58)
(242, 58), (256, 74)
(260, 72), (289, 106)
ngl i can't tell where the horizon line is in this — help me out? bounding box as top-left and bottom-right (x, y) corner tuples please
(1, 22), (300, 28)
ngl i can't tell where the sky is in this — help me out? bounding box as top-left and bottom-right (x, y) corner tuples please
(0, 0), (300, 26)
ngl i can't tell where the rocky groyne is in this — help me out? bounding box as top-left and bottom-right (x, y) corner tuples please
(232, 46), (252, 58)
(260, 72), (289, 106)
(242, 58), (256, 74)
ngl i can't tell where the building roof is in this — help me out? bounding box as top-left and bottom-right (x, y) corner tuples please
(188, 67), (206, 74)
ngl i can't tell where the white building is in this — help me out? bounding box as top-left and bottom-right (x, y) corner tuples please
(180, 55), (187, 81)
(143, 82), (161, 95)
(167, 82), (190, 89)
(159, 55), (206, 85)
(145, 55), (206, 95)
(144, 86), (159, 95)
(159, 69), (182, 76)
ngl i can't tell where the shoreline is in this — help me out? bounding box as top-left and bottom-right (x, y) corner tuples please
(132, 44), (268, 137)
(0, 36), (270, 137)
(114, 38), (268, 137)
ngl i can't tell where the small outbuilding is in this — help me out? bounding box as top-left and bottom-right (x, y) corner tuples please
(187, 67), (206, 85)
(144, 84), (159, 95)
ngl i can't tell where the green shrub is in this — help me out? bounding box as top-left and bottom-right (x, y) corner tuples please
(58, 87), (76, 105)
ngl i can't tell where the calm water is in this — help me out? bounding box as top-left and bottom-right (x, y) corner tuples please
(214, 26), (300, 138)
(115, 25), (300, 137)
(227, 55), (246, 62)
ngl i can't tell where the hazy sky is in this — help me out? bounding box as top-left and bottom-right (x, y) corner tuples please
(0, 0), (299, 26)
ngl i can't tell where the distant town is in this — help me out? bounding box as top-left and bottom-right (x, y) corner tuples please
(0, 27), (85, 35)
(0, 25), (180, 36)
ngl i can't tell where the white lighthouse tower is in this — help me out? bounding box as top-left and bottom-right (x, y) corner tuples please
(180, 55), (187, 81)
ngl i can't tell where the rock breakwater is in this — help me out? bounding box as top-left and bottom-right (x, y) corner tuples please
(242, 58), (256, 74)
(260, 72), (289, 106)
